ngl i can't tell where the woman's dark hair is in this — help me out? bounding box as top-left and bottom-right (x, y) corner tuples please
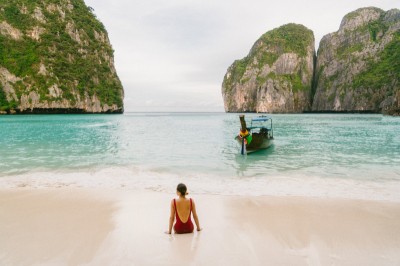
(177, 183), (187, 196)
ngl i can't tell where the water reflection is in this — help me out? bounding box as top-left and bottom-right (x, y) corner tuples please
(233, 145), (276, 176)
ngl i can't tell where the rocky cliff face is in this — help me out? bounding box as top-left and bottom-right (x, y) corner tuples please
(0, 0), (124, 114)
(222, 7), (400, 115)
(222, 24), (315, 113)
(312, 7), (400, 114)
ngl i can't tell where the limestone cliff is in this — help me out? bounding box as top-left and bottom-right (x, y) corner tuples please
(312, 7), (400, 114)
(222, 24), (315, 113)
(0, 0), (124, 114)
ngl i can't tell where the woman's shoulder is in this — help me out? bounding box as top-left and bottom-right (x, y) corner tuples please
(173, 197), (194, 203)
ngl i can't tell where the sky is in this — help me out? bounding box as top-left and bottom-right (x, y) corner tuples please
(84, 0), (399, 112)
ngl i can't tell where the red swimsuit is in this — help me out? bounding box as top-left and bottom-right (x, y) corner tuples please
(173, 198), (194, 234)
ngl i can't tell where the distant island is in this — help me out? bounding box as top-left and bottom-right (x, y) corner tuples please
(0, 0), (124, 114)
(222, 7), (400, 115)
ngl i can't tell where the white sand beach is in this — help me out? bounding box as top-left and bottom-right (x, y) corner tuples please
(1, 188), (400, 265)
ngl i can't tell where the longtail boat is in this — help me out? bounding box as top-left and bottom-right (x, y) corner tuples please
(235, 115), (274, 155)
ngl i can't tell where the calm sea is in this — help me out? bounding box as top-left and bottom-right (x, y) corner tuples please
(1, 113), (399, 200)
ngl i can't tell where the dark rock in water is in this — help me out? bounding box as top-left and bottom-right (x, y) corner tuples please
(222, 24), (315, 113)
(0, 0), (124, 114)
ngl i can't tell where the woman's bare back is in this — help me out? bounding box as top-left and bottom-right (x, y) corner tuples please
(175, 198), (191, 223)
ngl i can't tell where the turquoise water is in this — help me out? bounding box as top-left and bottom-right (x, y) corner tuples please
(1, 113), (399, 199)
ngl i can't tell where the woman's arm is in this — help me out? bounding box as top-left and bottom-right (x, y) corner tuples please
(192, 199), (202, 231)
(166, 200), (175, 234)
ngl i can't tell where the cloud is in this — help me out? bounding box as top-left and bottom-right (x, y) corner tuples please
(140, 5), (224, 49)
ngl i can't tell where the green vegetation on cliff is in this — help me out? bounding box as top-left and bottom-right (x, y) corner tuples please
(0, 0), (123, 113)
(353, 32), (400, 90)
(223, 23), (314, 90)
(257, 23), (314, 57)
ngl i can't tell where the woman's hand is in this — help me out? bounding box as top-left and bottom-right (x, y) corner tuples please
(197, 228), (203, 232)
(164, 231), (172, 234)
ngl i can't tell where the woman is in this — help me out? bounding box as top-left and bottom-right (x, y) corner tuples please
(166, 183), (201, 234)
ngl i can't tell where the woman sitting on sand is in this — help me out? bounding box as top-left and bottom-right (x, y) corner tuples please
(166, 183), (201, 234)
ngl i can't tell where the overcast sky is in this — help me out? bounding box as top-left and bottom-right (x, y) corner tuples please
(84, 0), (399, 112)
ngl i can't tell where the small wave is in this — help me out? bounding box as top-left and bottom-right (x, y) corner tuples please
(78, 122), (113, 128)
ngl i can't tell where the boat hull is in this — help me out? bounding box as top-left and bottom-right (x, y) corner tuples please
(235, 136), (273, 154)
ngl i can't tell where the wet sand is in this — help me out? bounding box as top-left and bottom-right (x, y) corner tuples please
(1, 188), (400, 265)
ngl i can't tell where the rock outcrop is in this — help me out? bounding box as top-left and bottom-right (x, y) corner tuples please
(313, 7), (400, 114)
(222, 7), (400, 115)
(0, 0), (124, 114)
(222, 24), (315, 113)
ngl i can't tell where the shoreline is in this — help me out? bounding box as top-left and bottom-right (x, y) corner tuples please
(1, 168), (400, 203)
(1, 188), (400, 265)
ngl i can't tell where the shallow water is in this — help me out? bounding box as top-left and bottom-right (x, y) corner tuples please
(1, 113), (399, 200)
